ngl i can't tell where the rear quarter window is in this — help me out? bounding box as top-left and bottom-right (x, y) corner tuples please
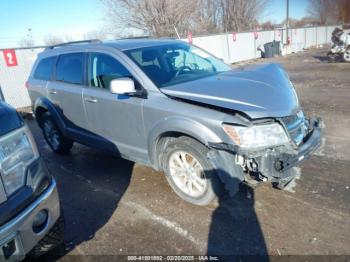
(34, 56), (56, 80)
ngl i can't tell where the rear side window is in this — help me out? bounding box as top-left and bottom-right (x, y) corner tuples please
(34, 56), (56, 80)
(56, 53), (84, 85)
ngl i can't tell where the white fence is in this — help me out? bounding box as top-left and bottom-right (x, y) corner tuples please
(0, 48), (43, 109)
(189, 25), (340, 63)
(0, 25), (341, 109)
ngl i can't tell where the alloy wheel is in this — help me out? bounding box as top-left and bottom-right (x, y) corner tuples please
(168, 151), (207, 197)
(43, 120), (60, 150)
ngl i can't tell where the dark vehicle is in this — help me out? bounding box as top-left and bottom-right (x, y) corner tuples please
(0, 102), (63, 260)
(28, 39), (323, 206)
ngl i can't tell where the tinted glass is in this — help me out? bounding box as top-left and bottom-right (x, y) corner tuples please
(56, 53), (84, 85)
(89, 53), (131, 89)
(34, 56), (56, 80)
(124, 43), (231, 88)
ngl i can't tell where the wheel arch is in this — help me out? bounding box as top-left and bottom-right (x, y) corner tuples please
(33, 97), (67, 135)
(147, 116), (222, 170)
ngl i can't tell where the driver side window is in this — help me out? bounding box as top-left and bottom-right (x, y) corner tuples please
(89, 53), (131, 89)
(172, 49), (214, 72)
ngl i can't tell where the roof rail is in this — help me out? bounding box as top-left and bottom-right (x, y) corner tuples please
(45, 39), (102, 50)
(118, 36), (151, 40)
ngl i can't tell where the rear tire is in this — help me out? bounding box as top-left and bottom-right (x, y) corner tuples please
(163, 137), (223, 206)
(28, 214), (65, 258)
(39, 112), (73, 154)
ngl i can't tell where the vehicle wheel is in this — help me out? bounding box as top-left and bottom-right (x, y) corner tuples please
(343, 48), (350, 62)
(163, 137), (223, 206)
(40, 112), (73, 154)
(28, 214), (65, 258)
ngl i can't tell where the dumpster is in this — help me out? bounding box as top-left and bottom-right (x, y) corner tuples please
(273, 41), (281, 56)
(263, 42), (274, 58)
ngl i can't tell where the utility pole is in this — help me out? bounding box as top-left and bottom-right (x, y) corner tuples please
(27, 28), (33, 46)
(286, 0), (289, 44)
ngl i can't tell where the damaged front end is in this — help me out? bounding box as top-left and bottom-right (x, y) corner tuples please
(209, 112), (324, 192)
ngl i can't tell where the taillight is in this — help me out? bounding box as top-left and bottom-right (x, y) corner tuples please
(25, 81), (29, 88)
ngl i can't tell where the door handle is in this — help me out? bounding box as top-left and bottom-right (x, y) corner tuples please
(85, 98), (98, 103)
(48, 90), (57, 94)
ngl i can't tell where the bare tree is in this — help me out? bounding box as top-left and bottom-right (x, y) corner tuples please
(101, 0), (270, 37)
(338, 0), (350, 23)
(101, 0), (200, 37)
(43, 35), (64, 46)
(18, 36), (35, 48)
(220, 0), (269, 32)
(83, 30), (110, 40)
(64, 35), (74, 42)
(308, 0), (341, 25)
(260, 21), (275, 30)
(194, 0), (222, 34)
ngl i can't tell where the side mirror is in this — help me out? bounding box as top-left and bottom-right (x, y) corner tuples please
(110, 77), (136, 95)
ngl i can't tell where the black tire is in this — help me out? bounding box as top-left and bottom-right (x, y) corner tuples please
(39, 112), (73, 154)
(163, 137), (223, 206)
(343, 48), (350, 62)
(28, 214), (65, 258)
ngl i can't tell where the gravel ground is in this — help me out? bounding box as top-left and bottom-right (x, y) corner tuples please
(26, 48), (350, 261)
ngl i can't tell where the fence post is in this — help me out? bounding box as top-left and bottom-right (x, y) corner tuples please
(226, 34), (231, 63)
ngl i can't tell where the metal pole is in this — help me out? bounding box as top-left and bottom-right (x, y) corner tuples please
(286, 0), (289, 43)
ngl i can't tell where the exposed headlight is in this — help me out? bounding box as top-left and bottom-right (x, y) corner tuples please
(0, 126), (39, 196)
(222, 123), (290, 149)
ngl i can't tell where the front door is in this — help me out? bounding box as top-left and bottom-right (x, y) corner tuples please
(82, 52), (147, 162)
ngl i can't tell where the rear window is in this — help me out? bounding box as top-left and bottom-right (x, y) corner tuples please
(34, 56), (56, 80)
(56, 53), (84, 85)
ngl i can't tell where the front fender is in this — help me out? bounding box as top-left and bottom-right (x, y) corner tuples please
(147, 116), (222, 169)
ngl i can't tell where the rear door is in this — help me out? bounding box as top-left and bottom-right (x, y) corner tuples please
(82, 52), (147, 161)
(28, 56), (56, 104)
(47, 52), (88, 131)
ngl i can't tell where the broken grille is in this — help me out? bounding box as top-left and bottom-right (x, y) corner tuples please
(282, 112), (308, 145)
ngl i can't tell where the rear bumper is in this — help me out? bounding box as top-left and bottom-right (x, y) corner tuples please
(0, 179), (60, 260)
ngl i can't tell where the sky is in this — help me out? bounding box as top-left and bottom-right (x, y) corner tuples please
(267, 0), (309, 24)
(0, 0), (309, 48)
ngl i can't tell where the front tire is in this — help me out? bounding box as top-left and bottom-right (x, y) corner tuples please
(39, 112), (73, 154)
(163, 137), (223, 206)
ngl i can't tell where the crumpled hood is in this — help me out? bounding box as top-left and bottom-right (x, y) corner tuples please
(0, 102), (22, 136)
(161, 63), (300, 119)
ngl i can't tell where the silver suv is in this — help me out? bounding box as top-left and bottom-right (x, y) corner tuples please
(27, 39), (323, 206)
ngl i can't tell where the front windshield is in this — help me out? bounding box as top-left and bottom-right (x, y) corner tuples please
(124, 43), (231, 88)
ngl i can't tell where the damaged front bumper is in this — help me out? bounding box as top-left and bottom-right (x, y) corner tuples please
(209, 118), (324, 191)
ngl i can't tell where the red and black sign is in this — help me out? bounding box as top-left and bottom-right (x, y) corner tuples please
(2, 49), (18, 67)
(188, 32), (193, 44)
(232, 32), (237, 42)
(253, 28), (258, 40)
